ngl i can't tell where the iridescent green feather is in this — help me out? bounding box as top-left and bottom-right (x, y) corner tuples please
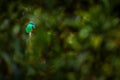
(26, 22), (35, 33)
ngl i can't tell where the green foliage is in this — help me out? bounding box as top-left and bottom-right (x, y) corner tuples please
(0, 0), (120, 80)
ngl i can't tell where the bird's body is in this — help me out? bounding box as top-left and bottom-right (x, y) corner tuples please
(26, 22), (35, 33)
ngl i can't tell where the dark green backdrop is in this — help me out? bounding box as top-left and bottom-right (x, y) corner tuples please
(0, 0), (120, 80)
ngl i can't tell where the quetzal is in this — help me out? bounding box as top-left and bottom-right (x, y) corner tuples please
(26, 22), (36, 33)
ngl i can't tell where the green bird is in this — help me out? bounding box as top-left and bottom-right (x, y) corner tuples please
(26, 22), (36, 33)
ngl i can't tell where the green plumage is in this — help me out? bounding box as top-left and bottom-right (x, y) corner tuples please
(26, 22), (35, 33)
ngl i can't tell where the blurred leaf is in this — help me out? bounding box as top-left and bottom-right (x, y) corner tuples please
(90, 35), (103, 49)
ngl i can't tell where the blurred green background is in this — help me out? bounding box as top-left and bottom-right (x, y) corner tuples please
(0, 0), (120, 80)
